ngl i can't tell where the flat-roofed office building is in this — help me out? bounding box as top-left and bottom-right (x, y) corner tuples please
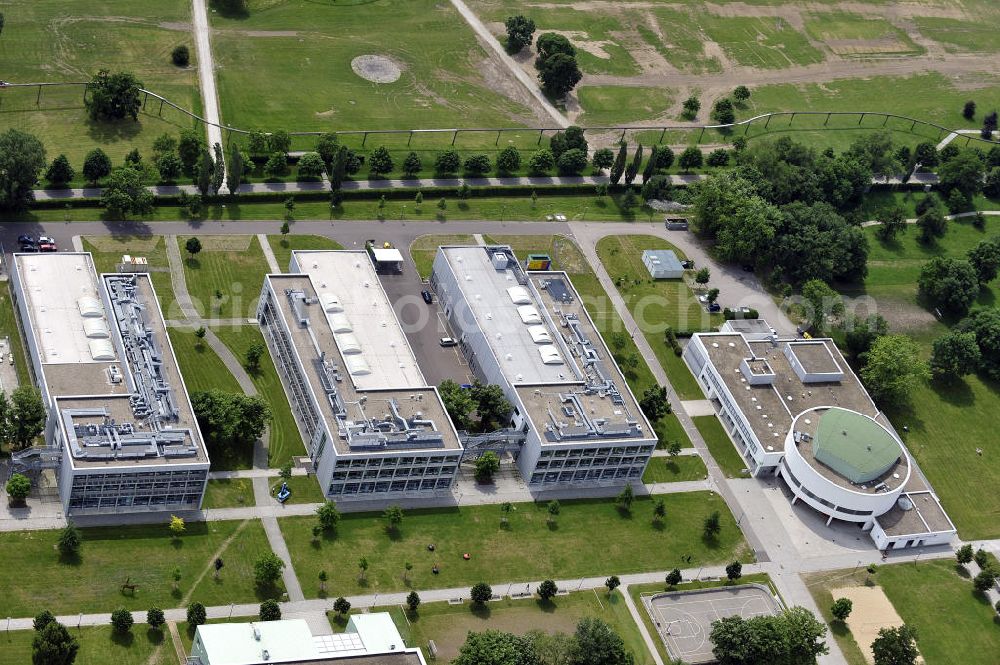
(257, 251), (463, 499)
(11, 253), (209, 516)
(431, 246), (656, 488)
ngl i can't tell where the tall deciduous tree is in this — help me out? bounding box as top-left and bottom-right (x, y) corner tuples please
(929, 331), (980, 379)
(537, 52), (582, 97)
(504, 15), (536, 53)
(453, 630), (538, 665)
(0, 129), (46, 209)
(10, 385), (46, 449)
(102, 167), (153, 220)
(861, 335), (929, 406)
(438, 379), (474, 430)
(871, 625), (919, 665)
(226, 143), (243, 193)
(609, 143), (627, 185)
(918, 257), (979, 316)
(624, 144), (643, 185)
(85, 70), (143, 121)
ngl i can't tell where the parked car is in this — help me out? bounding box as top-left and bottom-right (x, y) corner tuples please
(38, 236), (56, 244)
(698, 294), (708, 304)
(439, 337), (458, 347)
(421, 289), (433, 304)
(18, 243), (39, 252)
(17, 234), (36, 246)
(708, 303), (722, 313)
(38, 241), (57, 252)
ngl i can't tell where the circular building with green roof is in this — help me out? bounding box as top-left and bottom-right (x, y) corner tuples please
(780, 407), (910, 527)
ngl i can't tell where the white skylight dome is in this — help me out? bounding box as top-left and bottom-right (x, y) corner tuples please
(77, 296), (104, 317)
(528, 325), (552, 344)
(507, 286), (531, 305)
(88, 338), (116, 361)
(517, 305), (542, 324)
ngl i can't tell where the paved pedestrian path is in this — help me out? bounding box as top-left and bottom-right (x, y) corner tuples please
(259, 233), (280, 272)
(191, 0), (226, 191)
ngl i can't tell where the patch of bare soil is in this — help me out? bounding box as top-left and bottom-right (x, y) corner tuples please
(704, 1), (806, 31)
(351, 54), (403, 83)
(158, 21), (192, 32)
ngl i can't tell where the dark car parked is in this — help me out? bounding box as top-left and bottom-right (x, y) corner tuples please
(421, 290), (433, 304)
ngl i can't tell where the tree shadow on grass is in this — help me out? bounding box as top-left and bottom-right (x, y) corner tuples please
(930, 376), (974, 407)
(145, 628), (165, 646)
(546, 521), (559, 531)
(385, 527), (403, 542)
(109, 631), (135, 648)
(58, 551), (82, 567)
(651, 520), (666, 532)
(470, 604), (491, 620)
(534, 598), (557, 614)
(955, 564), (971, 578)
(185, 257), (201, 270)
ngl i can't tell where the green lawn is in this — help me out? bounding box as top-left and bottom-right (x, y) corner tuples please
(641, 454), (708, 484)
(166, 328), (242, 394)
(0, 519), (281, 616)
(82, 236), (177, 315)
(268, 475), (325, 505)
(576, 86), (677, 127)
(803, 12), (923, 57)
(700, 15), (824, 69)
(386, 590), (655, 664)
(596, 235), (717, 399)
(210, 0), (535, 137)
(181, 236), (268, 320)
(915, 17), (1000, 54)
(0, 0), (202, 165)
(409, 234), (477, 280)
(807, 560), (1000, 665)
(281, 493), (749, 597)
(692, 415), (749, 478)
(266, 234), (343, 273)
(202, 478), (255, 509)
(212, 325), (305, 469)
(0, 284), (31, 387)
(0, 625), (169, 665)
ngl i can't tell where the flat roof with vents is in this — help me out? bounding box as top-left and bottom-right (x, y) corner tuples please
(813, 408), (902, 484)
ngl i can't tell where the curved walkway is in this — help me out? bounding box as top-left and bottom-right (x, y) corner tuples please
(860, 209), (1000, 227)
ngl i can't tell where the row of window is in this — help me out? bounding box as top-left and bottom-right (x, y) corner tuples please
(69, 494), (201, 509)
(537, 456), (645, 470)
(701, 371), (760, 461)
(338, 455), (461, 468)
(538, 445), (652, 459)
(780, 459), (873, 517)
(530, 466), (642, 484)
(332, 465), (457, 481)
(328, 478), (452, 494)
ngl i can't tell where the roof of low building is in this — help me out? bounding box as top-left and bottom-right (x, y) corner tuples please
(642, 249), (684, 272)
(813, 408), (902, 484)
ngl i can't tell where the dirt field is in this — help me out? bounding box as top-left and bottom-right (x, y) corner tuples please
(830, 585), (918, 665)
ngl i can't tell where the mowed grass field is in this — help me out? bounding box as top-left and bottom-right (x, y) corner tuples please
(180, 235), (268, 320)
(266, 234), (342, 272)
(0, 625), (169, 665)
(0, 0), (202, 164)
(693, 415), (749, 479)
(386, 590), (655, 664)
(642, 454), (708, 484)
(280, 493), (749, 597)
(834, 217), (1000, 539)
(807, 561), (1000, 665)
(209, 0), (536, 137)
(0, 519), (280, 617)
(576, 86), (676, 127)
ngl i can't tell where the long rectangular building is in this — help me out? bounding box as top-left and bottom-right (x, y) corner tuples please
(257, 251), (462, 499)
(11, 253), (209, 516)
(431, 246), (656, 487)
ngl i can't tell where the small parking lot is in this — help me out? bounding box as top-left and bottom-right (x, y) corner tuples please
(378, 268), (472, 387)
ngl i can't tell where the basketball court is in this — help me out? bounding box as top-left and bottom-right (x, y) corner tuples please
(642, 584), (782, 664)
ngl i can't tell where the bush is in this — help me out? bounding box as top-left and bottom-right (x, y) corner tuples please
(557, 148), (588, 175)
(110, 608), (134, 634)
(470, 582), (493, 605)
(464, 153), (491, 177)
(706, 148), (730, 167)
(435, 150), (461, 175)
(171, 45), (190, 67)
(259, 599), (281, 621)
(528, 149), (555, 175)
(5, 473), (30, 502)
(297, 152), (326, 178)
(496, 146), (521, 175)
(186, 602), (206, 626)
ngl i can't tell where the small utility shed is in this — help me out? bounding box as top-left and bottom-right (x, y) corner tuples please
(642, 249), (684, 279)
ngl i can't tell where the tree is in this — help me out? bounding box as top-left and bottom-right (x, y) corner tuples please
(916, 207), (947, 244)
(615, 484), (634, 512)
(245, 342), (264, 374)
(211, 143), (224, 194)
(45, 155), (75, 186)
(102, 167), (153, 219)
(175, 130), (202, 176)
(783, 606), (830, 665)
(641, 174), (672, 201)
(32, 620), (79, 665)
(652, 499), (666, 524)
(695, 267), (711, 285)
(605, 576), (621, 595)
(572, 617), (629, 665)
(438, 379), (475, 430)
(875, 205), (908, 242)
(85, 70), (143, 121)
(985, 167), (1000, 198)
(963, 100), (977, 120)
(58, 523), (81, 557)
(383, 504), (404, 531)
(665, 568), (682, 587)
(110, 608), (134, 635)
(831, 597), (853, 622)
(703, 510), (721, 539)
(259, 599), (281, 621)
(168, 514), (185, 539)
(474, 451), (501, 482)
(707, 287), (720, 303)
(401, 151), (422, 177)
(557, 148), (588, 175)
(733, 85), (751, 103)
(609, 143), (627, 185)
(191, 389), (270, 449)
(34, 611), (57, 633)
(10, 385), (46, 448)
(973, 570), (996, 592)
(254, 552), (285, 588)
(465, 153), (491, 176)
(844, 313), (889, 358)
(682, 96), (701, 119)
(861, 335), (929, 406)
(368, 146), (393, 177)
(6, 473), (30, 502)
(624, 144), (643, 185)
(470, 582), (493, 605)
(528, 148), (555, 175)
(918, 257), (979, 316)
(939, 149), (986, 199)
(185, 237), (202, 258)
(157, 152), (182, 182)
(496, 146), (521, 175)
(333, 597), (351, 616)
(537, 52), (582, 96)
(0, 129), (44, 210)
(547, 499), (560, 524)
(454, 630), (539, 665)
(725, 561), (743, 581)
(264, 152), (287, 178)
(123, 147), (141, 167)
(801, 279), (844, 332)
(406, 590), (421, 612)
(706, 148), (730, 167)
(589, 148), (614, 173)
(186, 602), (206, 627)
(172, 45), (190, 67)
(297, 151), (325, 179)
(537, 579), (558, 601)
(968, 238), (1000, 284)
(470, 381), (512, 429)
(358, 556), (369, 581)
(956, 543), (974, 564)
(983, 110), (998, 139)
(505, 15), (536, 53)
(268, 130), (291, 155)
(930, 331), (981, 379)
(146, 608), (165, 631)
(913, 141), (938, 169)
(871, 625), (918, 665)
(638, 385), (669, 422)
(536, 33), (575, 61)
(711, 98), (735, 125)
(642, 145), (659, 184)
(678, 146), (703, 172)
(435, 150), (461, 175)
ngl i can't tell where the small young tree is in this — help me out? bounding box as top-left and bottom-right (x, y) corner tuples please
(956, 543), (974, 565)
(668, 440), (682, 457)
(470, 582), (493, 605)
(474, 451), (501, 482)
(605, 575), (621, 595)
(665, 569), (682, 587)
(500, 501), (513, 526)
(383, 505), (404, 532)
(963, 100), (977, 120)
(547, 499), (560, 524)
(368, 146), (393, 177)
(592, 148), (614, 173)
(358, 556), (369, 582)
(528, 148), (555, 175)
(678, 146), (703, 172)
(317, 570), (328, 594)
(725, 561), (742, 581)
(194, 327), (207, 349)
(297, 152), (325, 179)
(831, 597), (853, 623)
(333, 597), (351, 616)
(703, 511), (721, 539)
(259, 599), (281, 621)
(414, 191), (423, 207)
(464, 153), (491, 177)
(172, 45), (190, 67)
(974, 548), (990, 569)
(185, 237), (202, 257)
(402, 152), (422, 178)
(57, 523), (82, 557)
(245, 342), (265, 374)
(171, 567), (182, 592)
(695, 267), (711, 286)
(83, 148), (112, 184)
(6, 473), (31, 503)
(110, 607), (134, 635)
(187, 602), (207, 626)
(254, 552), (286, 588)
(434, 150), (461, 175)
(146, 607), (165, 631)
(682, 96), (701, 119)
(615, 483), (634, 512)
(707, 287), (720, 304)
(652, 499), (666, 525)
(733, 85), (751, 103)
(537, 579), (558, 601)
(406, 591), (421, 613)
(45, 155), (75, 186)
